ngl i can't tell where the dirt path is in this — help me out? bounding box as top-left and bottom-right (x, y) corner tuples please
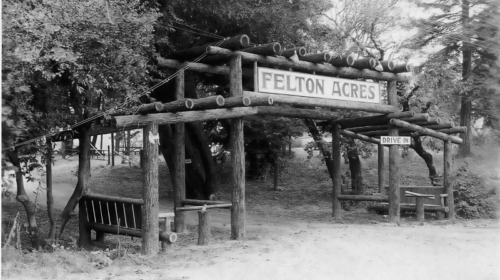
(87, 215), (500, 280)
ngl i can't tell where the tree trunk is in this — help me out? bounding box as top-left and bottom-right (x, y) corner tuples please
(411, 136), (438, 184)
(459, 0), (472, 157)
(303, 119), (334, 177)
(347, 150), (364, 194)
(59, 123), (91, 239)
(7, 149), (45, 250)
(46, 138), (56, 242)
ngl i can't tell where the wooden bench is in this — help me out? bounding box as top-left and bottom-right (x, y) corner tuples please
(79, 194), (177, 251)
(368, 186), (450, 220)
(178, 199), (232, 245)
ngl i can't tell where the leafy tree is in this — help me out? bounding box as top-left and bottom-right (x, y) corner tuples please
(2, 0), (160, 244)
(408, 0), (500, 157)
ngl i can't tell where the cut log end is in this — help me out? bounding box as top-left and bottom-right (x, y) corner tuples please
(346, 55), (355, 66)
(240, 35), (250, 48)
(185, 99), (194, 109)
(273, 43), (281, 54)
(243, 96), (251, 106)
(216, 95), (225, 106)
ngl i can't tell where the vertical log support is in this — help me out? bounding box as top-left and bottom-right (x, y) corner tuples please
(142, 122), (159, 255)
(444, 139), (455, 220)
(46, 138), (56, 241)
(415, 197), (425, 222)
(107, 145), (110, 165)
(387, 80), (400, 223)
(230, 55), (246, 239)
(127, 130), (131, 167)
(332, 124), (341, 219)
(111, 133), (115, 166)
(197, 209), (211, 245)
(174, 71), (187, 233)
(378, 144), (385, 194)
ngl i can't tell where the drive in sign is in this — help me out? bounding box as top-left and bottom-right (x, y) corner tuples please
(381, 136), (411, 145)
(257, 67), (381, 103)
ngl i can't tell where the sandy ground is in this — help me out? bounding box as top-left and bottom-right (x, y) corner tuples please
(5, 147), (500, 280)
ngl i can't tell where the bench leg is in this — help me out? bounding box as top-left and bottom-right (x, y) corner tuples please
(416, 197), (424, 222)
(95, 230), (105, 243)
(79, 201), (92, 247)
(198, 211), (211, 246)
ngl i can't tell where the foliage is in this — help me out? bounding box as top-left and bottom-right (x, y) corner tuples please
(453, 162), (496, 219)
(2, 0), (160, 150)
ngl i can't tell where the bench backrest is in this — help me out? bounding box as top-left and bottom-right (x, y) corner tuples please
(81, 194), (143, 230)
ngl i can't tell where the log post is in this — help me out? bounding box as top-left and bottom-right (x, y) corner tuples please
(332, 124), (341, 219)
(111, 133), (115, 166)
(174, 71), (187, 233)
(107, 145), (110, 165)
(415, 197), (425, 222)
(197, 207), (211, 246)
(230, 55), (245, 239)
(273, 161), (279, 191)
(387, 80), (400, 223)
(46, 137), (56, 241)
(78, 198), (91, 247)
(142, 121), (159, 255)
(127, 130), (131, 167)
(444, 139), (455, 220)
(378, 144), (385, 194)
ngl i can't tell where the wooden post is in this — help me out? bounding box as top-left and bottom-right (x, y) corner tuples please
(332, 124), (341, 219)
(100, 134), (103, 150)
(388, 124), (400, 223)
(46, 137), (56, 241)
(416, 197), (425, 222)
(273, 161), (279, 190)
(111, 133), (115, 166)
(230, 55), (245, 239)
(107, 145), (110, 165)
(142, 121), (159, 255)
(127, 130), (131, 167)
(387, 80), (400, 223)
(197, 208), (211, 246)
(378, 144), (385, 194)
(444, 139), (455, 220)
(174, 71), (187, 233)
(78, 198), (91, 247)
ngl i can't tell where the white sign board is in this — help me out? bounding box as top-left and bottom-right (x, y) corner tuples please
(381, 136), (411, 145)
(257, 67), (380, 103)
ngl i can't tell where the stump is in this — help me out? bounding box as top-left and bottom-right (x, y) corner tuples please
(198, 208), (211, 246)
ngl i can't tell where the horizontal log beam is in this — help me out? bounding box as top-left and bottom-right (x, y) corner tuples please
(185, 95), (225, 110)
(181, 199), (231, 206)
(244, 91), (398, 114)
(207, 46), (411, 82)
(359, 123), (455, 136)
(114, 107), (259, 129)
(241, 42), (281, 56)
(280, 47), (307, 58)
(175, 204), (232, 212)
(329, 54), (355, 67)
(368, 203), (449, 213)
(156, 57), (253, 77)
(390, 119), (463, 144)
(299, 52), (331, 63)
(89, 223), (143, 237)
(340, 129), (381, 144)
(329, 111), (415, 128)
(255, 106), (339, 120)
(82, 194), (143, 205)
(351, 57), (377, 70)
(170, 34), (249, 60)
(380, 60), (396, 71)
(337, 194), (389, 202)
(392, 62), (412, 73)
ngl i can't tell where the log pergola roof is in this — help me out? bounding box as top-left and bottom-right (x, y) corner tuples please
(51, 34), (463, 146)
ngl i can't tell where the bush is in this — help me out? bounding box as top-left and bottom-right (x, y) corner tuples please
(453, 162), (496, 219)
